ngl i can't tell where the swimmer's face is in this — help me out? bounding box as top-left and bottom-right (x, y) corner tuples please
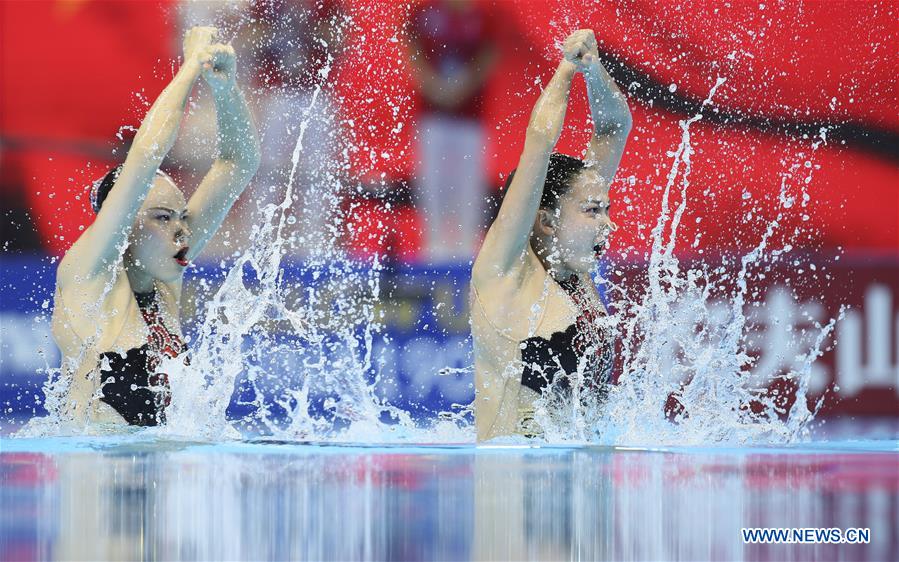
(125, 175), (192, 283)
(539, 169), (617, 273)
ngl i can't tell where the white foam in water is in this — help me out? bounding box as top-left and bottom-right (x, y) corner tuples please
(16, 8), (843, 446)
(156, 45), (422, 442)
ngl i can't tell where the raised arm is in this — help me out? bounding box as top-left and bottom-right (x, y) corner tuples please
(59, 27), (216, 284)
(184, 44), (261, 260)
(579, 31), (632, 182)
(473, 58), (577, 283)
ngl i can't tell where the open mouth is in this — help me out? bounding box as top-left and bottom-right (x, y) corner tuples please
(174, 247), (190, 267)
(593, 243), (604, 258)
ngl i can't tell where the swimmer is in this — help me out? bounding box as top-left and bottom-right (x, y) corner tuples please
(52, 27), (260, 428)
(470, 29), (632, 441)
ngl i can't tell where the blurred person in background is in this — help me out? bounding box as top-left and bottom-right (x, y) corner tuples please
(470, 30), (632, 441)
(52, 27), (260, 428)
(174, 0), (344, 258)
(407, 0), (498, 263)
(242, 0), (345, 256)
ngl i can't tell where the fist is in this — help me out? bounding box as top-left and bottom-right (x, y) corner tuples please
(199, 43), (237, 91)
(183, 26), (218, 64)
(562, 29), (599, 69)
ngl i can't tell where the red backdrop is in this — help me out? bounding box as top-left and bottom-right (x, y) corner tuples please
(3, 0), (896, 256)
(1, 0), (896, 418)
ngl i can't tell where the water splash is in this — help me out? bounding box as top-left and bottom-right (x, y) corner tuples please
(157, 53), (417, 441)
(538, 78), (840, 446)
(13, 7), (845, 447)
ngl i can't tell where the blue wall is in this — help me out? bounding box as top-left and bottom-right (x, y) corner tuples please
(0, 255), (477, 425)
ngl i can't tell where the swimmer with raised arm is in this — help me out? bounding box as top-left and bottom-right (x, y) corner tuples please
(52, 27), (261, 428)
(471, 30), (632, 441)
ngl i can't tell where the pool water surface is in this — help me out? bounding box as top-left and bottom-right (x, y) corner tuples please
(1, 436), (896, 561)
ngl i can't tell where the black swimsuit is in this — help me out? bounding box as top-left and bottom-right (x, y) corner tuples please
(97, 290), (187, 426)
(519, 275), (613, 396)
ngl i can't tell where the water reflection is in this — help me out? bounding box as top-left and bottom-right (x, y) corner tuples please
(1, 442), (896, 561)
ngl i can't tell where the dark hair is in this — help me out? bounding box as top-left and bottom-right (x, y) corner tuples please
(502, 153), (587, 210)
(89, 165), (174, 214)
(90, 164), (124, 213)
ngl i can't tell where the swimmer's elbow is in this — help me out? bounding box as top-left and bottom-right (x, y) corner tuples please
(241, 138), (263, 173)
(236, 146), (262, 175)
(593, 112), (632, 140)
(209, 156), (260, 191)
(217, 149), (261, 179)
(523, 125), (559, 153)
(130, 136), (176, 166)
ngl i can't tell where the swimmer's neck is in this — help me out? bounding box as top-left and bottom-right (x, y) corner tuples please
(547, 265), (581, 284)
(536, 252), (580, 284)
(125, 264), (156, 294)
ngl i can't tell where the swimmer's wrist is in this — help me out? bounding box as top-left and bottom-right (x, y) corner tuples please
(581, 59), (602, 75)
(208, 79), (239, 99)
(558, 60), (579, 77)
(179, 58), (204, 77)
(559, 59), (577, 74)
